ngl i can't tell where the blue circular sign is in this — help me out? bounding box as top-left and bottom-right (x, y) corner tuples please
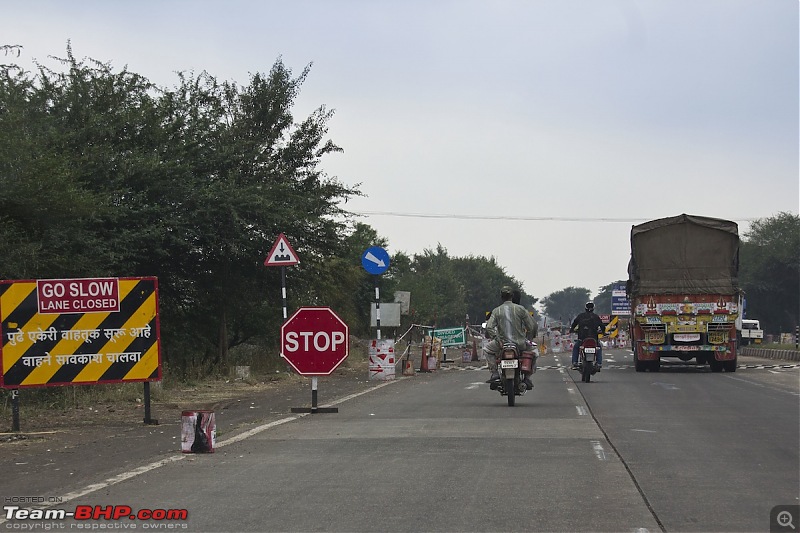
(361, 246), (390, 275)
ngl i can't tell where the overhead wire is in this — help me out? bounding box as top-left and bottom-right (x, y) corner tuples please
(348, 210), (761, 224)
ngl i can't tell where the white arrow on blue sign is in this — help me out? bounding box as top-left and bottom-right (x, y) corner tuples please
(361, 246), (390, 275)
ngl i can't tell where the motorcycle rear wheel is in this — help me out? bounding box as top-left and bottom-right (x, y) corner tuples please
(582, 362), (592, 383)
(506, 378), (515, 406)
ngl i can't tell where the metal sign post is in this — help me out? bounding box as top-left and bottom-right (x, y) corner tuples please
(375, 279), (381, 340)
(264, 233), (300, 322)
(361, 246), (391, 341)
(10, 389), (19, 432)
(281, 307), (349, 414)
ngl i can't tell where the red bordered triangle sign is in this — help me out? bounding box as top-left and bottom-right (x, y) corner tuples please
(264, 233), (300, 266)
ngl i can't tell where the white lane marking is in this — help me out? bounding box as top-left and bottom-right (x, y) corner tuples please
(466, 382), (484, 390)
(214, 416), (298, 449)
(725, 374), (800, 397)
(632, 429), (657, 433)
(59, 454), (187, 503)
(567, 388), (576, 394)
(576, 406), (588, 416)
(591, 440), (608, 461)
(652, 381), (680, 390)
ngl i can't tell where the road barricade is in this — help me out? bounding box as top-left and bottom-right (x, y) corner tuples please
(181, 410), (216, 453)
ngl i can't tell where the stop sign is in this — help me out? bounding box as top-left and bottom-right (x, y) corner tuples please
(281, 307), (349, 375)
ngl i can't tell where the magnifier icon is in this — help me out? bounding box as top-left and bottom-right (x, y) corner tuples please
(778, 510), (796, 530)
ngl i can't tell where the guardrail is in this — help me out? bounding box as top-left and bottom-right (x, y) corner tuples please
(740, 347), (800, 362)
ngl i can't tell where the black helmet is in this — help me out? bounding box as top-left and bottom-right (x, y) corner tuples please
(585, 301), (595, 312)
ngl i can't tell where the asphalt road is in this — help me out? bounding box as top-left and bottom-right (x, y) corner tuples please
(2, 349), (799, 533)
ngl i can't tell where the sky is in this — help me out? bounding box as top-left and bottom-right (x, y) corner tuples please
(3, 0), (798, 301)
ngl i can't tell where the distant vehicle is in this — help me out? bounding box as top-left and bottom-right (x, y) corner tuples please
(577, 337), (599, 383)
(738, 319), (764, 345)
(627, 214), (740, 373)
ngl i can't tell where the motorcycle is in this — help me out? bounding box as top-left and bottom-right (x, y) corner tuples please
(490, 341), (538, 406)
(578, 337), (599, 382)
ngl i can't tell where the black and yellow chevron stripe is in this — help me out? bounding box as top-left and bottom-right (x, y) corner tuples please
(1, 278), (161, 388)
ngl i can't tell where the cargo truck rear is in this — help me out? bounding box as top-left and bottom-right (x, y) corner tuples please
(627, 214), (740, 372)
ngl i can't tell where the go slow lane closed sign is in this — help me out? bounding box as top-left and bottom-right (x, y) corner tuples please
(1, 277), (162, 388)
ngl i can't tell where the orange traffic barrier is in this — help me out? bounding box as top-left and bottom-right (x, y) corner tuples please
(419, 343), (431, 372)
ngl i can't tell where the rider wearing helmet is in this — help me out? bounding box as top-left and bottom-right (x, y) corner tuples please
(484, 286), (538, 388)
(570, 301), (604, 370)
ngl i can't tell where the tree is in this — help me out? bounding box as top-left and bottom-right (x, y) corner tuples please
(540, 287), (591, 326)
(395, 245), (466, 327)
(0, 47), (363, 375)
(450, 255), (535, 325)
(739, 212), (800, 335)
(593, 281), (626, 315)
(393, 245), (532, 329)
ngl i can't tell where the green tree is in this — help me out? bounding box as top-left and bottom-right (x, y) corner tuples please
(393, 245), (532, 329)
(740, 212), (800, 335)
(593, 281), (625, 315)
(540, 287), (591, 326)
(0, 47), (362, 375)
(396, 245), (466, 327)
(450, 255), (534, 325)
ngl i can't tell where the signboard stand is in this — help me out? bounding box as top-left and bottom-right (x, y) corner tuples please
(281, 267), (288, 321)
(264, 233), (300, 322)
(143, 382), (158, 425)
(281, 307), (349, 413)
(291, 377), (339, 414)
(361, 246), (392, 379)
(10, 389), (19, 432)
(375, 278), (381, 340)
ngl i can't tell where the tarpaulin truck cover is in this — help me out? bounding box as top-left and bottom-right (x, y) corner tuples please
(627, 214), (740, 296)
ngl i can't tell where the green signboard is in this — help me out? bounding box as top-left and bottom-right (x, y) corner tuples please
(432, 327), (466, 347)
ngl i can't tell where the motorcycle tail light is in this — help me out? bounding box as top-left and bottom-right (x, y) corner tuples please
(502, 350), (516, 359)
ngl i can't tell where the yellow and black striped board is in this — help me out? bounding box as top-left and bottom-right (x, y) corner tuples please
(0, 277), (161, 388)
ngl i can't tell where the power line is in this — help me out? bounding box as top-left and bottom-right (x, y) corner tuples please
(349, 210), (761, 223)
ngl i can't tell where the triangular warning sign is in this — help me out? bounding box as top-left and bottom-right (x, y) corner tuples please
(264, 233), (299, 266)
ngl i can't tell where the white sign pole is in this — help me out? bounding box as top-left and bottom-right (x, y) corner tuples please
(281, 266), (287, 321)
(375, 278), (381, 341)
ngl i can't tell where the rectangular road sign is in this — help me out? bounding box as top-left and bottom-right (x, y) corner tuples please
(432, 327), (466, 347)
(1, 277), (162, 388)
(612, 283), (631, 316)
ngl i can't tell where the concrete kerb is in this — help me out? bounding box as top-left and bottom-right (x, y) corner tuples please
(741, 347), (800, 362)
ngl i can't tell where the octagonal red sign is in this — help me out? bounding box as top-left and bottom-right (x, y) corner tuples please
(281, 307), (349, 375)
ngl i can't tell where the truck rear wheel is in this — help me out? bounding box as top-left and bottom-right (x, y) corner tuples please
(634, 348), (646, 372)
(723, 357), (737, 372)
(650, 359), (660, 372)
(709, 359), (723, 372)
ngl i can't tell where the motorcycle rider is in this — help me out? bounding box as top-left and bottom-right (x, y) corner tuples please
(484, 286), (538, 389)
(570, 301), (604, 370)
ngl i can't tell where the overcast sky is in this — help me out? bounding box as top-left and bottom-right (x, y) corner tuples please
(3, 1), (798, 301)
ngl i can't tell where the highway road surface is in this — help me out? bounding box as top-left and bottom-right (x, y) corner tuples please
(2, 349), (798, 532)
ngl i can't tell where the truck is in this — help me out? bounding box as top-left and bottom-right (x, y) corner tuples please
(627, 214), (740, 372)
(738, 319), (764, 345)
